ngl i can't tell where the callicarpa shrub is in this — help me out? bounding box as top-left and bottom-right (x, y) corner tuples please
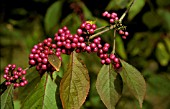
(1, 0), (146, 109)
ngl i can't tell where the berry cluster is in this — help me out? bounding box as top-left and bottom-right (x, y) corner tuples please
(54, 23), (97, 56)
(119, 30), (129, 39)
(77, 22), (97, 37)
(29, 38), (56, 74)
(97, 44), (121, 69)
(102, 11), (119, 24)
(3, 64), (28, 88)
(102, 11), (129, 39)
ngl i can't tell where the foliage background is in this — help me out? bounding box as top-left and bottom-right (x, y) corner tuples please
(0, 0), (170, 109)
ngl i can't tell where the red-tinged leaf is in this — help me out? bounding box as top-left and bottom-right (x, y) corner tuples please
(1, 84), (14, 109)
(60, 52), (90, 109)
(96, 65), (123, 109)
(120, 60), (146, 108)
(48, 54), (61, 71)
(21, 73), (58, 109)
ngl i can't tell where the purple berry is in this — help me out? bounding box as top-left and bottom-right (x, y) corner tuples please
(105, 58), (111, 64)
(42, 58), (48, 64)
(41, 64), (47, 70)
(71, 43), (77, 48)
(89, 29), (94, 34)
(124, 31), (129, 36)
(101, 59), (105, 64)
(110, 19), (114, 23)
(22, 70), (26, 75)
(92, 24), (97, 30)
(77, 29), (83, 35)
(103, 47), (108, 52)
(29, 60), (36, 65)
(79, 37), (84, 42)
(110, 54), (115, 60)
(86, 46), (91, 52)
(90, 43), (96, 48)
(114, 58), (119, 63)
(20, 82), (25, 87)
(65, 43), (71, 49)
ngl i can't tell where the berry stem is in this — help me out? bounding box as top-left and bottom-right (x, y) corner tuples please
(89, 25), (114, 40)
(112, 30), (116, 54)
(94, 26), (108, 32)
(119, 0), (135, 23)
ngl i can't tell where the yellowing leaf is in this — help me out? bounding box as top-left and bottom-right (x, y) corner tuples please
(60, 52), (90, 109)
(156, 42), (170, 66)
(48, 54), (61, 71)
(120, 60), (146, 108)
(96, 65), (123, 109)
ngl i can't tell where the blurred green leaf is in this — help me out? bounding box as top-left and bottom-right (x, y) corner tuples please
(155, 42), (170, 66)
(127, 32), (159, 57)
(156, 0), (170, 7)
(96, 65), (123, 109)
(163, 36), (170, 53)
(157, 9), (170, 31)
(14, 100), (21, 109)
(147, 73), (170, 96)
(44, 1), (63, 33)
(61, 13), (81, 34)
(120, 60), (146, 108)
(142, 11), (161, 29)
(106, 0), (129, 10)
(18, 68), (40, 103)
(60, 52), (90, 109)
(128, 0), (145, 20)
(116, 35), (127, 59)
(1, 85), (14, 109)
(21, 73), (58, 109)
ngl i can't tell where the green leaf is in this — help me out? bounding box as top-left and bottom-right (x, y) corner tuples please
(128, 0), (145, 20)
(157, 9), (170, 31)
(163, 37), (170, 53)
(44, 1), (63, 33)
(156, 0), (170, 7)
(48, 54), (61, 72)
(116, 35), (127, 59)
(60, 52), (90, 109)
(61, 13), (81, 33)
(18, 69), (41, 104)
(120, 60), (146, 108)
(142, 11), (161, 29)
(21, 73), (58, 109)
(1, 85), (14, 109)
(106, 0), (128, 10)
(155, 42), (170, 66)
(96, 65), (123, 109)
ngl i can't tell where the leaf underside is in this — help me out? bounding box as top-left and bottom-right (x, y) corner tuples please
(96, 64), (123, 109)
(120, 60), (146, 108)
(60, 52), (90, 109)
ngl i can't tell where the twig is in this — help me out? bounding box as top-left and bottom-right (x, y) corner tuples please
(89, 25), (114, 39)
(112, 30), (116, 54)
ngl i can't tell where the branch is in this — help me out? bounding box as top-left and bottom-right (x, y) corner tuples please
(89, 25), (114, 39)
